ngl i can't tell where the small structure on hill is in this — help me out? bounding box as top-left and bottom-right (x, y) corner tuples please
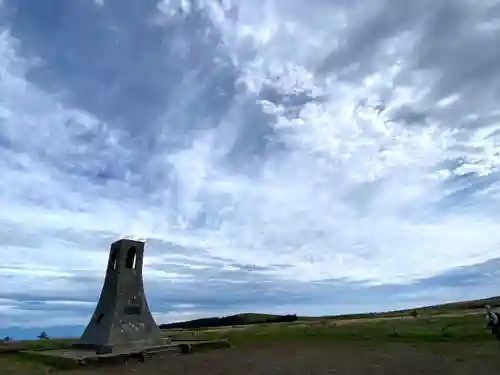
(74, 238), (168, 353)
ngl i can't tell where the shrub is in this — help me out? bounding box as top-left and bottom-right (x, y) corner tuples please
(38, 331), (50, 340)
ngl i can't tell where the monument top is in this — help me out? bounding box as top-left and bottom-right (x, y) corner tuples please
(113, 238), (145, 245)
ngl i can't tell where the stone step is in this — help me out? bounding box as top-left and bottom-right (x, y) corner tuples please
(146, 346), (181, 355)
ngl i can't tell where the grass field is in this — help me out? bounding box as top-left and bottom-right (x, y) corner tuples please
(0, 296), (499, 374)
(164, 313), (490, 345)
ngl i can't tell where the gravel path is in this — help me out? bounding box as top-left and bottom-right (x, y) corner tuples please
(63, 342), (500, 375)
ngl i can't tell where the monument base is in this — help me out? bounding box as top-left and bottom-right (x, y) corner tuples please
(20, 339), (230, 368)
(71, 337), (171, 354)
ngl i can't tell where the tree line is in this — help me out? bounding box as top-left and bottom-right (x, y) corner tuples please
(159, 314), (298, 330)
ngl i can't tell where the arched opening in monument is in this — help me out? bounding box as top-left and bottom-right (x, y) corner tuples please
(126, 246), (137, 269)
(110, 248), (118, 271)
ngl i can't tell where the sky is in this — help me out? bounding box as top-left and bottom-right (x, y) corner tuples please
(1, 0), (500, 339)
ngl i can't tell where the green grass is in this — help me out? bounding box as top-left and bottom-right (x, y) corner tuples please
(0, 338), (75, 354)
(0, 355), (53, 375)
(166, 314), (493, 345)
(0, 339), (76, 375)
(163, 296), (499, 345)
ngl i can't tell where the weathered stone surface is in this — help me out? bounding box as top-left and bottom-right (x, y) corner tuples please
(74, 239), (167, 350)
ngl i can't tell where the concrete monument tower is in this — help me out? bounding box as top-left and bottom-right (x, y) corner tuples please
(75, 239), (166, 352)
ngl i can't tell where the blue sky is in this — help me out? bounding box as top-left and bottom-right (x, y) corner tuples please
(1, 0), (500, 339)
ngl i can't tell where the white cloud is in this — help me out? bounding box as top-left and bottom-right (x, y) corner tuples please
(151, 0), (500, 284)
(2, 0), (500, 330)
(0, 307), (89, 328)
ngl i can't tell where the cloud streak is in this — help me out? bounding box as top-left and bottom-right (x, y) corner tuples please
(1, 0), (500, 337)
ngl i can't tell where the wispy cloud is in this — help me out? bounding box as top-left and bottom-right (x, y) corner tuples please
(1, 0), (500, 337)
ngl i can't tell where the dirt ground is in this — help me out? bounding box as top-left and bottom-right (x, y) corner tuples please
(57, 342), (500, 375)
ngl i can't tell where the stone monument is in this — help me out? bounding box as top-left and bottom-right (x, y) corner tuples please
(74, 238), (167, 353)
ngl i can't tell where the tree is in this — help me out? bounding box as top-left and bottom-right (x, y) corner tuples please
(38, 331), (49, 340)
(2, 336), (12, 341)
(410, 309), (418, 318)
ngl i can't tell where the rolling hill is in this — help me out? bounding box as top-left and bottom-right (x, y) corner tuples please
(159, 295), (500, 330)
